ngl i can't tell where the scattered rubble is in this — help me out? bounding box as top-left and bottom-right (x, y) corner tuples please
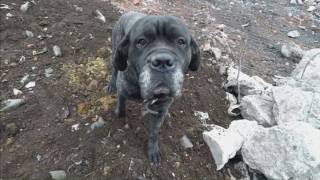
(33, 47), (48, 56)
(44, 68), (54, 78)
(180, 135), (193, 149)
(194, 111), (210, 125)
(88, 116), (106, 132)
(0, 99), (26, 112)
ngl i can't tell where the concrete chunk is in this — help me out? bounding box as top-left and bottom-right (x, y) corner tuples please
(241, 122), (320, 180)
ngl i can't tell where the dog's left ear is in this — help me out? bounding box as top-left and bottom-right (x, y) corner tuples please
(189, 37), (200, 71)
(114, 35), (129, 71)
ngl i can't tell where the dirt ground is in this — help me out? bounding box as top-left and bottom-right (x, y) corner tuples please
(0, 0), (319, 179)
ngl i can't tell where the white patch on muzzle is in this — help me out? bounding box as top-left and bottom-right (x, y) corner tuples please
(139, 66), (152, 98)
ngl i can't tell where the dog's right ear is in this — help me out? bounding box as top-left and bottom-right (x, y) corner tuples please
(114, 35), (129, 71)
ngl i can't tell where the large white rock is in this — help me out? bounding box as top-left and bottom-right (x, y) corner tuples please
(241, 122), (320, 180)
(240, 94), (276, 127)
(225, 67), (269, 96)
(203, 125), (243, 170)
(272, 86), (320, 128)
(291, 48), (320, 87)
(280, 42), (305, 62)
(228, 120), (262, 140)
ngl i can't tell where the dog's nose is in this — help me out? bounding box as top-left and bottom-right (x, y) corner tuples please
(150, 53), (175, 71)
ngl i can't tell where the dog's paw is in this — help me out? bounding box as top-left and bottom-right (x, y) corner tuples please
(104, 83), (117, 94)
(148, 143), (161, 165)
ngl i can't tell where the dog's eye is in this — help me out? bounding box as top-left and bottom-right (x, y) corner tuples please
(136, 38), (147, 48)
(177, 38), (186, 47)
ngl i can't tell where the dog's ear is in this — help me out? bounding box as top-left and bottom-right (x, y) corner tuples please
(189, 37), (200, 71)
(114, 35), (129, 71)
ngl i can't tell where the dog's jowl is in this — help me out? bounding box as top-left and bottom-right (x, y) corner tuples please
(107, 11), (200, 164)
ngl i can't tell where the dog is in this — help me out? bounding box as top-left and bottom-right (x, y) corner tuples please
(107, 11), (200, 164)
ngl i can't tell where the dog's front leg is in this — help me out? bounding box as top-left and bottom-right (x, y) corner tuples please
(147, 112), (166, 165)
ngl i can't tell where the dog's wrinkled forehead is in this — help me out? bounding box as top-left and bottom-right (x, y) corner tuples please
(130, 16), (190, 41)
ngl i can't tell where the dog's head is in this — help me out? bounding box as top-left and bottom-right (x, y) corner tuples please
(114, 15), (200, 102)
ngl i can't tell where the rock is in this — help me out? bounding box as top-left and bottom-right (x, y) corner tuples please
(0, 99), (26, 112)
(228, 104), (241, 117)
(225, 67), (266, 96)
(212, 47), (222, 60)
(13, 88), (23, 96)
(228, 161), (251, 180)
(280, 42), (305, 62)
(297, 0), (303, 4)
(307, 5), (316, 12)
(194, 111), (210, 125)
(87, 80), (98, 90)
(133, 0), (140, 5)
(20, 74), (30, 84)
(71, 123), (80, 132)
(33, 47), (48, 56)
(25, 30), (34, 38)
(241, 122), (320, 180)
(203, 125), (243, 170)
(6, 123), (18, 136)
(45, 68), (54, 77)
(290, 0), (297, 4)
(89, 116), (106, 132)
(180, 135), (193, 149)
(287, 30), (300, 38)
(20, 2), (30, 12)
(25, 81), (36, 89)
(226, 92), (237, 105)
(228, 120), (262, 141)
(291, 48), (320, 87)
(95, 10), (106, 23)
(272, 86), (320, 128)
(52, 45), (62, 57)
(49, 170), (66, 180)
(240, 94), (276, 127)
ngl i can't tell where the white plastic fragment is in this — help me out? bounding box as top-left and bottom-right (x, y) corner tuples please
(52, 45), (62, 57)
(241, 122), (320, 180)
(25, 81), (36, 89)
(13, 88), (23, 96)
(49, 170), (66, 180)
(0, 99), (26, 112)
(287, 30), (300, 38)
(71, 123), (80, 132)
(95, 10), (106, 23)
(20, 1), (30, 13)
(203, 125), (243, 170)
(20, 74), (30, 84)
(180, 135), (193, 149)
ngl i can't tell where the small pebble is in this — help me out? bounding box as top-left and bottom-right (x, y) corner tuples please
(25, 30), (34, 38)
(13, 88), (23, 96)
(53, 45), (62, 57)
(20, 2), (30, 12)
(180, 135), (194, 149)
(6, 123), (18, 136)
(287, 30), (300, 38)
